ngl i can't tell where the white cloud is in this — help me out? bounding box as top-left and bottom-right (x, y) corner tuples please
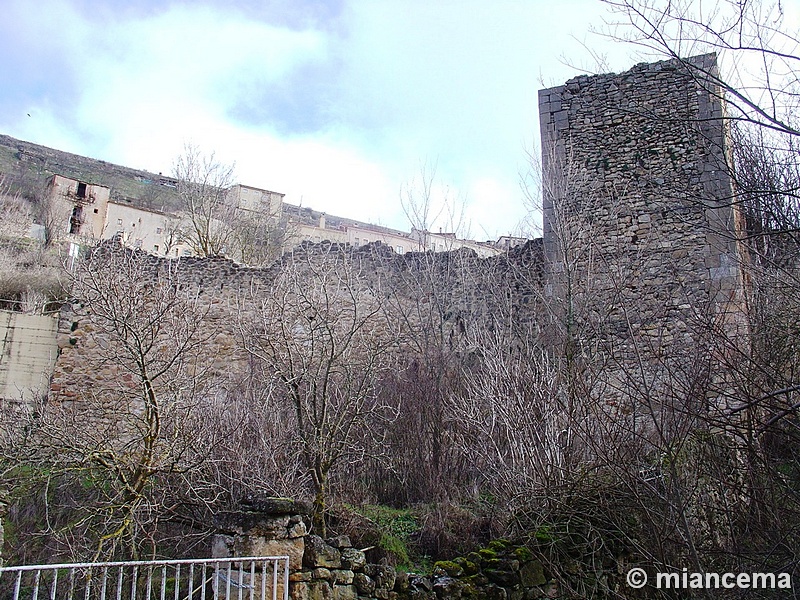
(0, 0), (639, 236)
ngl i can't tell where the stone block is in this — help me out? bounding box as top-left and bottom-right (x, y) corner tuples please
(313, 568), (333, 581)
(239, 496), (313, 516)
(519, 560), (546, 587)
(211, 534), (234, 558)
(353, 573), (375, 596)
(214, 511), (290, 537)
(305, 535), (343, 569)
(432, 576), (462, 599)
(326, 535), (352, 548)
(292, 580), (332, 600)
(289, 520), (308, 538)
(340, 547), (366, 571)
(214, 536), (304, 571)
(364, 565), (396, 590)
(333, 569), (354, 585)
(332, 585), (357, 600)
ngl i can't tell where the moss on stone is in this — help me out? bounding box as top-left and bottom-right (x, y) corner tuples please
(433, 560), (464, 577)
(488, 538), (511, 551)
(478, 548), (497, 561)
(513, 546), (534, 562)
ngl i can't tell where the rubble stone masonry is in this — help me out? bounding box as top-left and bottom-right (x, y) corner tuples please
(538, 53), (747, 410)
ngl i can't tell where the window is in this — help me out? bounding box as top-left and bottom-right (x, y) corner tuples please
(354, 238), (360, 246)
(69, 206), (83, 234)
(396, 245), (404, 254)
(153, 245), (159, 253)
(76, 182), (87, 198)
(93, 208), (98, 214)
(117, 218), (123, 226)
(156, 227), (163, 234)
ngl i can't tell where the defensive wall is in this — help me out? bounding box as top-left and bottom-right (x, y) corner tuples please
(48, 240), (543, 403)
(0, 53), (752, 594)
(538, 53), (746, 411)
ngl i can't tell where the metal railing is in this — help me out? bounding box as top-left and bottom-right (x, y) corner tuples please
(0, 556), (290, 600)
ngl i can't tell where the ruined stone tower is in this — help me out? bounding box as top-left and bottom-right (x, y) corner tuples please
(538, 54), (747, 412)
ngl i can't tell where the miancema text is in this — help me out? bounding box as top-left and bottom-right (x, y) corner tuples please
(658, 570), (791, 590)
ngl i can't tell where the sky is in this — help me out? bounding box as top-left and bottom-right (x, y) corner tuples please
(0, 0), (640, 240)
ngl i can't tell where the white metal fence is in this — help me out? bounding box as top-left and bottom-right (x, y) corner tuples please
(0, 556), (290, 600)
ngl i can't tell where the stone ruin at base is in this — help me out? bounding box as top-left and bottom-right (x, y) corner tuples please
(212, 498), (557, 600)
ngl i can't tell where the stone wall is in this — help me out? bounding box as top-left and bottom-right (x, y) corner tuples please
(36, 56), (748, 422)
(212, 500), (559, 600)
(48, 240), (543, 404)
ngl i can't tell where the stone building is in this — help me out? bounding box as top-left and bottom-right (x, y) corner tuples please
(104, 201), (192, 257)
(225, 183), (284, 217)
(47, 174), (110, 241)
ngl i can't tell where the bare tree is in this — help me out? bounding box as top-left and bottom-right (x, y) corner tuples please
(173, 145), (236, 257)
(242, 246), (400, 535)
(400, 161), (470, 251)
(230, 209), (291, 267)
(599, 0), (799, 139)
(8, 243), (217, 561)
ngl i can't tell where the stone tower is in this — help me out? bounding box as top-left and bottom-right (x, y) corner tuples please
(538, 54), (747, 413)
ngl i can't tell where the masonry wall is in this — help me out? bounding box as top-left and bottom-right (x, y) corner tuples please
(538, 53), (746, 410)
(49, 241), (543, 404)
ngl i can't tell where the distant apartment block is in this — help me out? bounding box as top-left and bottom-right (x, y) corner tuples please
(226, 184), (284, 217)
(105, 201), (192, 257)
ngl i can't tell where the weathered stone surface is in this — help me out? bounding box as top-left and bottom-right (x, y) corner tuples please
(289, 521), (308, 538)
(213, 511), (290, 537)
(340, 547), (366, 571)
(292, 580), (332, 600)
(212, 534), (305, 571)
(432, 576), (462, 599)
(331, 584), (357, 600)
(326, 535), (352, 549)
(240, 496), (312, 516)
(409, 575), (432, 592)
(364, 565), (396, 590)
(312, 568), (332, 581)
(211, 534), (234, 558)
(519, 561), (546, 588)
(353, 573), (375, 596)
(333, 569), (354, 585)
(484, 568), (520, 587)
(304, 535), (343, 569)
(483, 584), (507, 600)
